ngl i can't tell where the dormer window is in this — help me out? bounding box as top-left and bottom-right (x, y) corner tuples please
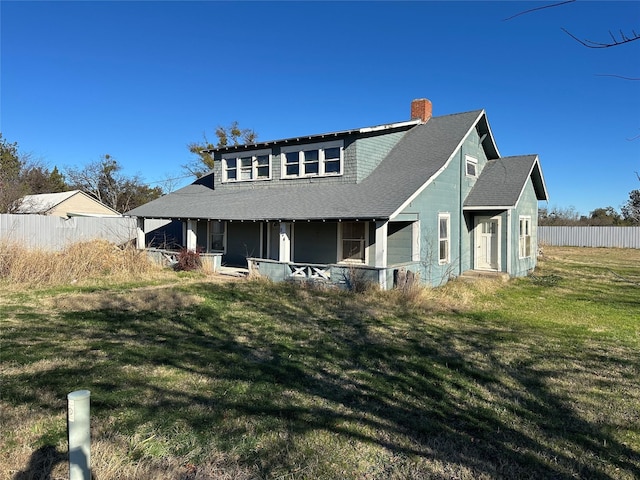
(222, 149), (271, 182)
(281, 140), (343, 179)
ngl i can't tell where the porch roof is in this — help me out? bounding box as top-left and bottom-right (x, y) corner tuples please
(128, 110), (489, 221)
(463, 155), (549, 210)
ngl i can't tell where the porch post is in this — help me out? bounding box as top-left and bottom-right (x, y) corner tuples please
(279, 222), (291, 263)
(186, 219), (197, 251)
(506, 210), (512, 275)
(136, 218), (145, 250)
(412, 220), (421, 262)
(375, 220), (388, 289)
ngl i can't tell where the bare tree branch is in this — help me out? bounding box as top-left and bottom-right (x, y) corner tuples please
(561, 27), (640, 48)
(503, 0), (576, 21)
(596, 74), (640, 81)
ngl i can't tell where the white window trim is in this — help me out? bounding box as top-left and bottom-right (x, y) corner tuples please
(438, 213), (451, 265)
(209, 220), (226, 253)
(280, 140), (344, 179)
(337, 221), (369, 264)
(465, 154), (478, 178)
(519, 216), (532, 259)
(222, 149), (272, 183)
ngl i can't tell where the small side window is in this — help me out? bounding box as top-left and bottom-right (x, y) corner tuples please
(465, 155), (478, 178)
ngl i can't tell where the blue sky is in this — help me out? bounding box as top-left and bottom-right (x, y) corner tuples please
(2, 1), (639, 216)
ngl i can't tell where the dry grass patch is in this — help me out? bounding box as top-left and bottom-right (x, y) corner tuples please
(45, 285), (205, 313)
(0, 239), (161, 287)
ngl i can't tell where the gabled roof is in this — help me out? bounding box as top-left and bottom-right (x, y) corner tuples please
(17, 191), (80, 213)
(128, 110), (488, 221)
(16, 190), (120, 216)
(463, 155), (548, 210)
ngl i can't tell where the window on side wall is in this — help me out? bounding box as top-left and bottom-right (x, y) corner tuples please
(340, 222), (366, 263)
(438, 214), (450, 264)
(465, 155), (478, 178)
(222, 149), (271, 182)
(281, 140), (343, 179)
(519, 216), (531, 258)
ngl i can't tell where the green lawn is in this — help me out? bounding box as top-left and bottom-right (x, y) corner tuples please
(1, 246), (639, 479)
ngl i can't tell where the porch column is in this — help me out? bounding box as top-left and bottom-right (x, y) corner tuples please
(136, 217), (145, 250)
(186, 219), (197, 251)
(279, 222), (291, 262)
(412, 221), (421, 262)
(506, 210), (512, 275)
(375, 220), (388, 289)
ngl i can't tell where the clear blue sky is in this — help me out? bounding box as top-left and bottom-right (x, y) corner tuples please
(2, 1), (639, 216)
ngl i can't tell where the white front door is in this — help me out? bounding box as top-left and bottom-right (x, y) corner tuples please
(475, 216), (500, 271)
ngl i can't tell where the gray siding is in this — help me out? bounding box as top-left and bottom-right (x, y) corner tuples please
(397, 128), (492, 285)
(539, 226), (640, 248)
(225, 222), (261, 266)
(356, 130), (408, 182)
(387, 221), (413, 264)
(510, 181), (539, 276)
(0, 214), (137, 251)
(293, 223), (338, 264)
(208, 129), (409, 192)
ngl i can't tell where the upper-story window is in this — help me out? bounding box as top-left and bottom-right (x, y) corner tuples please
(281, 140), (343, 179)
(465, 155), (478, 178)
(222, 149), (271, 182)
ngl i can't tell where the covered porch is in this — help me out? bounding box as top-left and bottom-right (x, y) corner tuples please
(136, 217), (422, 290)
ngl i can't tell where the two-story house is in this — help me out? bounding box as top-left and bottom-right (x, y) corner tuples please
(128, 98), (548, 288)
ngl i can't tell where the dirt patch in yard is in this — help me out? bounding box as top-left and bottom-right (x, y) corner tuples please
(45, 274), (244, 313)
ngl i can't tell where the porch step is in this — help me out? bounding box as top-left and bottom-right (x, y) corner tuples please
(458, 270), (510, 282)
(218, 266), (249, 277)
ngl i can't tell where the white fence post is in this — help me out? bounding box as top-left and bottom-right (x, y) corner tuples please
(68, 390), (91, 480)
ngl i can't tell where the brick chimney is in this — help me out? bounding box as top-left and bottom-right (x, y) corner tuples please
(411, 98), (432, 123)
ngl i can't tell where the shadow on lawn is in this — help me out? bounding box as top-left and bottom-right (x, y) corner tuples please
(4, 280), (639, 479)
(12, 444), (66, 480)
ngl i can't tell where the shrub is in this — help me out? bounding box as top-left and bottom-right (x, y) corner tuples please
(174, 248), (202, 272)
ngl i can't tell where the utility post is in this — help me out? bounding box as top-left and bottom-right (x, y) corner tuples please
(67, 390), (91, 480)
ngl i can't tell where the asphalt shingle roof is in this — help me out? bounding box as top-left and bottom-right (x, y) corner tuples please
(464, 155), (547, 208)
(127, 110), (488, 220)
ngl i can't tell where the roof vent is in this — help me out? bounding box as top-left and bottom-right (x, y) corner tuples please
(411, 98), (432, 123)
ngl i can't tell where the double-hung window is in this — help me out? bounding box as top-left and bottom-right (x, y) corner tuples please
(519, 216), (532, 258)
(223, 149), (271, 182)
(210, 221), (225, 252)
(281, 140), (343, 179)
(339, 222), (366, 263)
(438, 213), (450, 264)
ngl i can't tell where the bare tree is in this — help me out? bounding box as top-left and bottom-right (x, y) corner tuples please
(184, 121), (258, 178)
(504, 0), (640, 52)
(65, 154), (162, 213)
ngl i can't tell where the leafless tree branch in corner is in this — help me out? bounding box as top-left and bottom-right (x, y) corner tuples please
(561, 27), (640, 49)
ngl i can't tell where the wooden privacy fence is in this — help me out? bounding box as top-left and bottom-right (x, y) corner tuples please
(0, 214), (138, 251)
(539, 226), (640, 249)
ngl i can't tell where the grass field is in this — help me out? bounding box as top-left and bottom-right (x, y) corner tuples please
(1, 246), (639, 479)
